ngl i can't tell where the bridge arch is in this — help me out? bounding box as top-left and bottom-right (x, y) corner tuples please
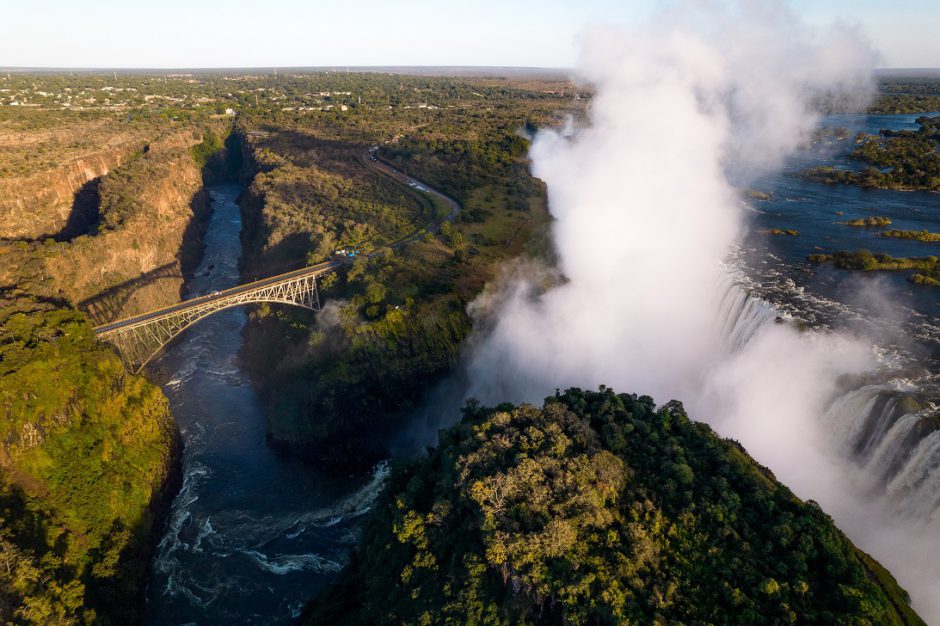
(95, 265), (331, 373)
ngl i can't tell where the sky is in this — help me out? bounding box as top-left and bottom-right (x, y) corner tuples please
(1, 0), (938, 69)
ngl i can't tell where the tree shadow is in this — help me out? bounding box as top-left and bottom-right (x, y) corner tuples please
(81, 514), (156, 624)
(0, 286), (71, 310)
(241, 231), (315, 282)
(0, 483), (77, 620)
(0, 482), (167, 623)
(0, 484), (61, 559)
(82, 430), (182, 624)
(250, 126), (368, 172)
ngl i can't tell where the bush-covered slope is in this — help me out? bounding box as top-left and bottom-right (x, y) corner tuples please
(0, 296), (180, 624)
(0, 109), (178, 241)
(237, 84), (568, 470)
(306, 387), (923, 626)
(245, 239), (479, 468)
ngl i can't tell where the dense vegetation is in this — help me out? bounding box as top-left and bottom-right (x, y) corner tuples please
(840, 216), (892, 227)
(802, 116), (940, 191)
(869, 95), (940, 115)
(880, 229), (940, 242)
(809, 250), (940, 286)
(379, 122), (541, 209)
(870, 75), (940, 114)
(240, 129), (429, 269)
(0, 295), (179, 624)
(306, 387), (923, 625)
(244, 238), (480, 467)
(237, 78), (575, 470)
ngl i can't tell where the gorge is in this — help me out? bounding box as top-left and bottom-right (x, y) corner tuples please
(1, 62), (939, 625)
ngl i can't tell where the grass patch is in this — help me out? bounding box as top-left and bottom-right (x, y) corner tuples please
(809, 249), (940, 286)
(880, 229), (940, 242)
(839, 216), (892, 227)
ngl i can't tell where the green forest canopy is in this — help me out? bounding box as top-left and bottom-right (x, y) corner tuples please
(306, 387), (923, 626)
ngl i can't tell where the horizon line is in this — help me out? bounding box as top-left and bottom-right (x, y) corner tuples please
(0, 65), (569, 72)
(2, 65), (938, 75)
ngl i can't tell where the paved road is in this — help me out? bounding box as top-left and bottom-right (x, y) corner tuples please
(94, 260), (342, 334)
(365, 148), (461, 226)
(95, 149), (461, 335)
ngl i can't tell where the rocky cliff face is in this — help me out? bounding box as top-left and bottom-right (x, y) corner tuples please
(0, 149), (128, 240)
(0, 131), (214, 324)
(45, 149), (209, 322)
(0, 121), (202, 242)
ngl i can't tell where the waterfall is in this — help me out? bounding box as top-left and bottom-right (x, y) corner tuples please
(865, 413), (922, 487)
(713, 275), (780, 354)
(712, 274), (938, 525)
(885, 430), (940, 523)
(857, 396), (903, 460)
(821, 384), (885, 454)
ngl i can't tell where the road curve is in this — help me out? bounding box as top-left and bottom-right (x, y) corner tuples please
(364, 148), (461, 228)
(95, 150), (461, 335)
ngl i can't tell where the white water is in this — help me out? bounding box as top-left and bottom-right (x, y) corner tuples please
(713, 274), (782, 353)
(453, 9), (940, 617)
(886, 431), (940, 522)
(707, 279), (940, 619)
(719, 281), (939, 499)
(145, 185), (390, 625)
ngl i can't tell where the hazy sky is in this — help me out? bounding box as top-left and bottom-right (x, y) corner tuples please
(2, 0), (938, 69)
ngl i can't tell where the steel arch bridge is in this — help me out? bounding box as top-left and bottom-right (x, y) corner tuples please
(94, 261), (340, 373)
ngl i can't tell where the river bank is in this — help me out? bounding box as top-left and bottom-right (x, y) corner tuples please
(231, 122), (551, 475)
(143, 184), (386, 624)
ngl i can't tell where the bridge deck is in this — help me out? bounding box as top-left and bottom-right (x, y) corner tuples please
(94, 259), (342, 335)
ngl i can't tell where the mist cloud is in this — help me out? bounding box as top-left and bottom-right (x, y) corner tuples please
(463, 1), (939, 620)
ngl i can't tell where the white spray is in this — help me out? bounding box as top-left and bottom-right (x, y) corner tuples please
(464, 1), (940, 621)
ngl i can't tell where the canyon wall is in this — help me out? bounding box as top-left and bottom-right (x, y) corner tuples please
(0, 114), (202, 241)
(0, 122), (228, 324)
(46, 148), (208, 322)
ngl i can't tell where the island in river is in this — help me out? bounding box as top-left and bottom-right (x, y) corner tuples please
(0, 70), (936, 624)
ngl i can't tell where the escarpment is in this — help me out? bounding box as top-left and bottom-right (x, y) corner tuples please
(0, 148), (129, 240)
(0, 111), (226, 624)
(0, 122), (236, 324)
(0, 117), (203, 241)
(44, 148), (209, 322)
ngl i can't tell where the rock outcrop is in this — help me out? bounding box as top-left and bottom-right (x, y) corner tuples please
(0, 126), (220, 324)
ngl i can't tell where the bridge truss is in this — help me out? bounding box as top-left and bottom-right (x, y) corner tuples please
(95, 268), (329, 373)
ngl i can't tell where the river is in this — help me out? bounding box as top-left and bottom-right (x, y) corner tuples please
(144, 184), (386, 625)
(142, 113), (940, 622)
(743, 111), (940, 355)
